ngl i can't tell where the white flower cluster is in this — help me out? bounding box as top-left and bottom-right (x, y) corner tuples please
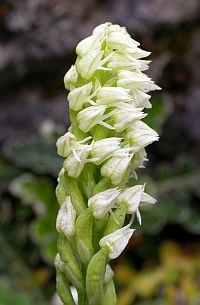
(56, 23), (160, 263)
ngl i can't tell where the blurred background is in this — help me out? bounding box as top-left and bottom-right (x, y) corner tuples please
(0, 1), (200, 305)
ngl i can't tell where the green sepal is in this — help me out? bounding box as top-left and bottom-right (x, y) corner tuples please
(57, 234), (85, 290)
(75, 208), (94, 266)
(78, 290), (89, 305)
(104, 278), (117, 305)
(56, 170), (68, 206)
(92, 125), (109, 141)
(65, 173), (86, 215)
(93, 215), (108, 252)
(69, 109), (88, 141)
(93, 178), (111, 195)
(80, 164), (97, 199)
(56, 270), (76, 305)
(86, 247), (108, 305)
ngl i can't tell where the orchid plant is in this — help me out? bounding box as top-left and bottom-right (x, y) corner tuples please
(55, 22), (160, 305)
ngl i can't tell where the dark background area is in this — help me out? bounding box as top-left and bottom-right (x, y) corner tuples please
(0, 1), (200, 305)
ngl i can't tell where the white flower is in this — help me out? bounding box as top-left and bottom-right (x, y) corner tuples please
(131, 148), (148, 171)
(76, 34), (102, 57)
(77, 105), (114, 132)
(117, 185), (156, 224)
(76, 50), (104, 79)
(99, 224), (135, 259)
(101, 150), (133, 185)
(93, 22), (111, 38)
(90, 137), (122, 165)
(117, 184), (144, 224)
(56, 132), (92, 158)
(88, 188), (121, 219)
(64, 65), (78, 91)
(67, 82), (93, 111)
(56, 196), (76, 236)
(137, 60), (151, 71)
(117, 70), (161, 92)
(125, 121), (159, 152)
(63, 144), (91, 178)
(106, 31), (139, 52)
(96, 86), (132, 106)
(56, 132), (76, 157)
(107, 24), (128, 36)
(117, 185), (144, 213)
(107, 52), (141, 72)
(131, 89), (152, 108)
(112, 104), (146, 132)
(77, 105), (105, 132)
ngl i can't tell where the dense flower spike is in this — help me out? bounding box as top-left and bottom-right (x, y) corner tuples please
(56, 22), (160, 305)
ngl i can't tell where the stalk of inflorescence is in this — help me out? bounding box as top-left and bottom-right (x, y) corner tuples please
(55, 22), (160, 305)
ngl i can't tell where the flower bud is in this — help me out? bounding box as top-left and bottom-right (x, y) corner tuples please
(99, 224), (135, 259)
(117, 70), (161, 92)
(67, 82), (93, 111)
(112, 104), (146, 132)
(56, 196), (76, 236)
(104, 264), (114, 284)
(64, 65), (78, 91)
(77, 105), (106, 132)
(96, 86), (132, 106)
(54, 253), (65, 272)
(90, 137), (122, 165)
(76, 49), (104, 79)
(64, 144), (90, 178)
(125, 121), (159, 152)
(101, 150), (133, 185)
(76, 34), (102, 57)
(88, 188), (121, 219)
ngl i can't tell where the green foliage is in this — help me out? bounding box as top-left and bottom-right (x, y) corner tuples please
(133, 159), (200, 234)
(3, 135), (62, 176)
(0, 156), (22, 192)
(10, 174), (58, 264)
(0, 278), (32, 305)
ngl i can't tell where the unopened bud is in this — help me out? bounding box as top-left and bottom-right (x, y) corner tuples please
(56, 196), (76, 236)
(68, 82), (93, 111)
(100, 224), (135, 259)
(64, 65), (78, 91)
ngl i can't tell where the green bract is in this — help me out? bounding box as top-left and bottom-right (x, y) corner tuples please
(55, 22), (160, 305)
